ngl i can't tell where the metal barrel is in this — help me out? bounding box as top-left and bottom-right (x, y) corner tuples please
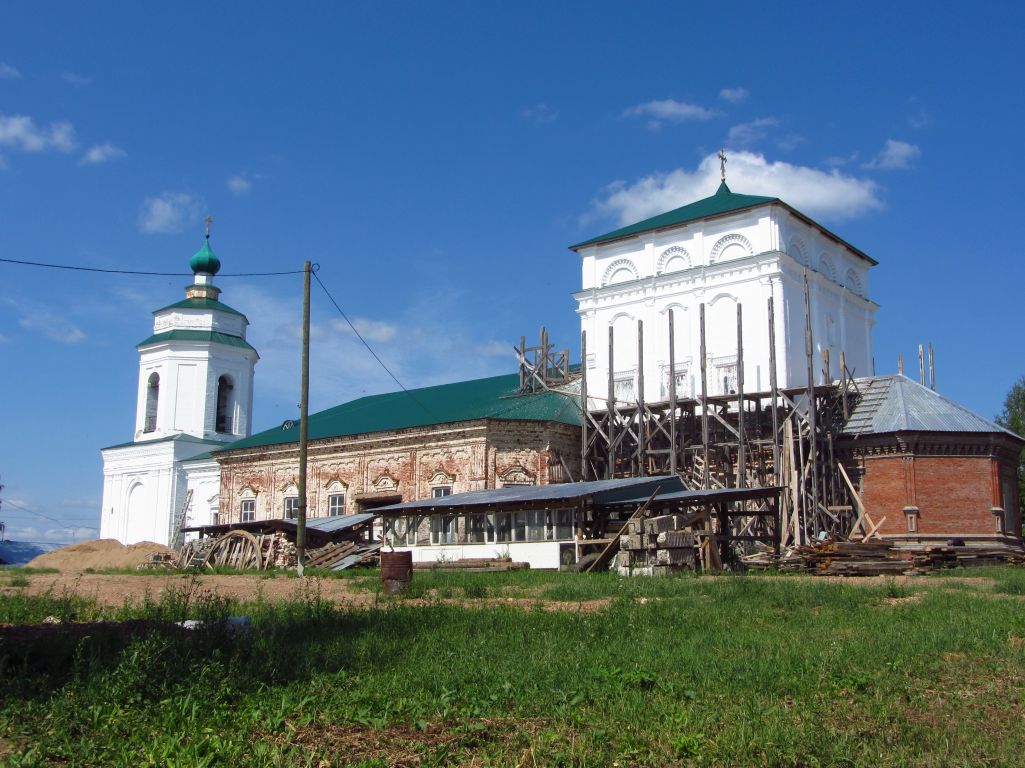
(380, 550), (413, 594)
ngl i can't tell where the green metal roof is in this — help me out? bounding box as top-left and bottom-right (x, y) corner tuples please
(153, 296), (247, 319)
(570, 181), (878, 265)
(137, 329), (256, 352)
(102, 433), (225, 451)
(217, 372), (582, 453)
(571, 181), (776, 249)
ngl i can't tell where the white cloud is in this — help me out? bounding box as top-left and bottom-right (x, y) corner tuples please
(776, 134), (806, 152)
(347, 317), (398, 342)
(138, 192), (202, 234)
(473, 340), (510, 357)
(863, 139), (921, 170)
(227, 174), (252, 195)
(228, 282), (519, 417)
(520, 103), (559, 124)
(16, 309), (87, 343)
(592, 150), (882, 225)
(61, 72), (92, 87)
(727, 117), (779, 146)
(0, 63), (21, 79)
(719, 87), (749, 104)
(0, 114), (76, 153)
(623, 99), (719, 130)
(79, 142), (125, 165)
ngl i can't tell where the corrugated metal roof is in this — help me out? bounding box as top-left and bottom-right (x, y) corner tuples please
(842, 375), (1021, 439)
(605, 486), (781, 507)
(373, 475), (684, 513)
(182, 512), (377, 536)
(305, 513), (377, 533)
(217, 371), (582, 453)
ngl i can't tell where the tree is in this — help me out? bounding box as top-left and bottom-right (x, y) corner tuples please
(996, 376), (1025, 525)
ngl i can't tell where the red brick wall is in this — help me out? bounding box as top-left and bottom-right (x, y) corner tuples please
(860, 454), (1001, 536)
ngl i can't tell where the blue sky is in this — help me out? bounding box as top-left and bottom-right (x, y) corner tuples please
(1, 2), (1023, 546)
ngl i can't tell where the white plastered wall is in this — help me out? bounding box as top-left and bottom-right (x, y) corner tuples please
(574, 205), (877, 405)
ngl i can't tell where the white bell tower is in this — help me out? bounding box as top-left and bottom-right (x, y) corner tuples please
(100, 224), (259, 546)
(134, 229), (258, 442)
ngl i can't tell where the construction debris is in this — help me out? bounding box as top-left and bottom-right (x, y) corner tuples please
(616, 514), (697, 576)
(174, 513), (382, 571)
(743, 539), (1025, 576)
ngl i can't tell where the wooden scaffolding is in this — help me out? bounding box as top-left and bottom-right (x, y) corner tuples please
(579, 275), (864, 555)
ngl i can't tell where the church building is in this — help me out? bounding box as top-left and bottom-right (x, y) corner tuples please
(98, 169), (1022, 562)
(572, 168), (877, 405)
(99, 233), (259, 546)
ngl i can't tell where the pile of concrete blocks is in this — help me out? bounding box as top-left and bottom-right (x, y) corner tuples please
(616, 513), (697, 576)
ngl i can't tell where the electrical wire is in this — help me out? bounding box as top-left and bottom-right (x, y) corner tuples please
(311, 270), (437, 420)
(0, 498), (98, 531)
(0, 256), (304, 277)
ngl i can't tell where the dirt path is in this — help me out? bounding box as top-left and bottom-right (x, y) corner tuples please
(7, 572), (380, 609)
(2, 570), (1001, 613)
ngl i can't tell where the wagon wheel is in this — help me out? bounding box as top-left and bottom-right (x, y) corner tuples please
(202, 529), (263, 570)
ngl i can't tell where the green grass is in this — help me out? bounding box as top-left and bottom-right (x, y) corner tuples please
(1, 569), (1024, 766)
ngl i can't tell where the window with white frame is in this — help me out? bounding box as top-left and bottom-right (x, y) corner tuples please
(284, 496), (299, 520)
(241, 499), (255, 522)
(904, 506), (918, 533)
(613, 374), (635, 403)
(661, 363), (691, 399)
(430, 514), (457, 544)
(384, 515), (420, 546)
(328, 493), (345, 516)
(432, 486), (452, 498)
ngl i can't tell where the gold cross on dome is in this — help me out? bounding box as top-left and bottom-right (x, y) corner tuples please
(718, 148), (727, 182)
(204, 215), (213, 238)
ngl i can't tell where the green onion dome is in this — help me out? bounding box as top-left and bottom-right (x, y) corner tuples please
(189, 239), (221, 275)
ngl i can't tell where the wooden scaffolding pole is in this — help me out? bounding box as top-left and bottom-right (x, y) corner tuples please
(580, 329), (588, 481)
(668, 309), (678, 476)
(699, 303), (710, 489)
(607, 325), (615, 479)
(736, 303), (746, 488)
(768, 297), (780, 487)
(637, 319), (646, 477)
(803, 273), (818, 543)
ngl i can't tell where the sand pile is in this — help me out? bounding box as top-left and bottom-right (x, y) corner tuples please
(26, 539), (174, 572)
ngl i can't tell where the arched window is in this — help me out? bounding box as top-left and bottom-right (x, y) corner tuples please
(144, 373), (159, 433)
(216, 375), (234, 433)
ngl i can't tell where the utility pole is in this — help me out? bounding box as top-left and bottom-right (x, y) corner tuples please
(296, 261), (311, 576)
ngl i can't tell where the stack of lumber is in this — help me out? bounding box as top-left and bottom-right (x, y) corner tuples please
(774, 540), (909, 576)
(412, 557), (528, 572)
(617, 514), (697, 577)
(909, 544), (1025, 570)
(305, 540), (382, 570)
(752, 539), (1025, 576)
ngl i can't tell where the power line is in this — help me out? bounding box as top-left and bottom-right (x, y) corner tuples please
(0, 256), (304, 277)
(311, 270), (437, 420)
(0, 498), (98, 531)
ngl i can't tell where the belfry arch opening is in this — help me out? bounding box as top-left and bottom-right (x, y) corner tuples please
(144, 373), (159, 433)
(216, 375), (234, 434)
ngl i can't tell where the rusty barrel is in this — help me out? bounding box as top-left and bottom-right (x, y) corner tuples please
(380, 550), (413, 594)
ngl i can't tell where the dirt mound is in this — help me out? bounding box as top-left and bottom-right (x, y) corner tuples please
(25, 539), (174, 572)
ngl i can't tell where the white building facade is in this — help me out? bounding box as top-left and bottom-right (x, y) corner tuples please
(100, 237), (258, 545)
(572, 182), (878, 406)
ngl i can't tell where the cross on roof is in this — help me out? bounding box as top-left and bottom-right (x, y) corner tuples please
(204, 215), (213, 239)
(718, 148), (727, 182)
